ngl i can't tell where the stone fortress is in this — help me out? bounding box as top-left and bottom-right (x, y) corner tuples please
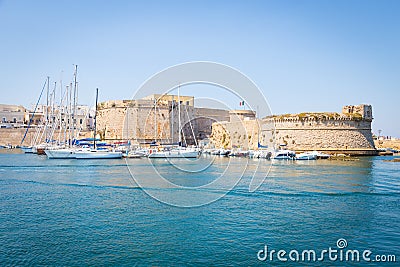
(210, 104), (377, 155)
(96, 93), (376, 155)
(96, 94), (229, 144)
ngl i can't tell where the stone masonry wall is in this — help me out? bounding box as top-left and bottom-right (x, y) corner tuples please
(0, 128), (92, 146)
(210, 117), (376, 155)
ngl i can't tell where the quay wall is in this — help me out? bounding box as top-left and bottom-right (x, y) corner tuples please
(375, 139), (400, 150)
(0, 128), (92, 146)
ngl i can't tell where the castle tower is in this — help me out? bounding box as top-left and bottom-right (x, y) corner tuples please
(342, 104), (373, 121)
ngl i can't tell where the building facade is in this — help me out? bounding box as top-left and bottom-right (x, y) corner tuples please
(0, 104), (29, 128)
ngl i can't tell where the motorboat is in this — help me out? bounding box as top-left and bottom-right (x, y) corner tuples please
(124, 148), (149, 158)
(296, 152), (317, 160)
(310, 151), (331, 159)
(273, 150), (296, 160)
(148, 147), (199, 158)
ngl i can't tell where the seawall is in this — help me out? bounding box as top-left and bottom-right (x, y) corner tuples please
(0, 128), (92, 146)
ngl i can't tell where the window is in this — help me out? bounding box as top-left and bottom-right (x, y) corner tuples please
(80, 119), (83, 124)
(186, 101), (190, 105)
(2, 117), (6, 123)
(13, 118), (17, 123)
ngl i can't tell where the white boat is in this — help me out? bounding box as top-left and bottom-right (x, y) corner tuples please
(75, 149), (123, 159)
(148, 148), (199, 158)
(148, 87), (200, 159)
(296, 152), (317, 160)
(310, 151), (331, 159)
(273, 150), (296, 160)
(124, 152), (143, 158)
(124, 149), (149, 158)
(45, 148), (76, 159)
(71, 89), (122, 160)
(20, 146), (34, 153)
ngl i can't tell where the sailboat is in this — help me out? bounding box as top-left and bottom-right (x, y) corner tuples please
(21, 78), (48, 153)
(45, 68), (79, 159)
(148, 88), (199, 159)
(74, 88), (122, 159)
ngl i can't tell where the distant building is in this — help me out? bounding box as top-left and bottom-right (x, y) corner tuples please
(31, 104), (94, 131)
(0, 104), (29, 128)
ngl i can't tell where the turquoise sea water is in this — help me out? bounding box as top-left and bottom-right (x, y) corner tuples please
(0, 151), (399, 266)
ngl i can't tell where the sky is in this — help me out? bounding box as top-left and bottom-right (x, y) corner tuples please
(0, 0), (399, 137)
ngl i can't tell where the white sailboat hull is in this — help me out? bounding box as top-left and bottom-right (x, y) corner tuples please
(45, 148), (76, 159)
(74, 150), (123, 159)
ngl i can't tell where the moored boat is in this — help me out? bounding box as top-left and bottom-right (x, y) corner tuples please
(310, 151), (331, 159)
(148, 147), (199, 158)
(296, 152), (317, 160)
(20, 146), (34, 153)
(74, 149), (123, 159)
(273, 150), (296, 160)
(45, 148), (76, 159)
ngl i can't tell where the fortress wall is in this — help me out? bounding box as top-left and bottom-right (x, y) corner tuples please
(274, 128), (375, 150)
(97, 100), (229, 143)
(272, 119), (375, 151)
(210, 118), (376, 155)
(210, 120), (275, 150)
(97, 102), (173, 142)
(97, 105), (126, 140)
(271, 118), (372, 130)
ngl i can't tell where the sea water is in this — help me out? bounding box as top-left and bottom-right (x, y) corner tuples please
(0, 152), (399, 266)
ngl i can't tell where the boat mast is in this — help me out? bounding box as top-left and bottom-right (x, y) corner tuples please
(178, 85), (181, 147)
(72, 65), (78, 144)
(171, 94), (174, 143)
(154, 98), (156, 141)
(68, 83), (72, 145)
(45, 76), (50, 143)
(93, 88), (99, 150)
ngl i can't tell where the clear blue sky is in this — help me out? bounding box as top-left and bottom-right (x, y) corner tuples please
(0, 0), (399, 137)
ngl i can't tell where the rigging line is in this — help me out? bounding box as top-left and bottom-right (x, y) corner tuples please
(184, 103), (198, 147)
(21, 78), (48, 145)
